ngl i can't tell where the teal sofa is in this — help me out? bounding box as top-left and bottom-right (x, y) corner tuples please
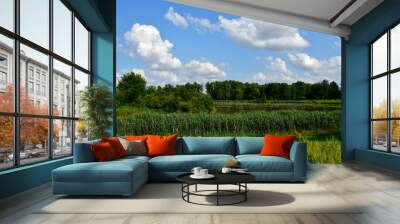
(52, 137), (306, 196)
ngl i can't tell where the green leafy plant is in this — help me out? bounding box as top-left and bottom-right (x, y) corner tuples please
(80, 84), (113, 140)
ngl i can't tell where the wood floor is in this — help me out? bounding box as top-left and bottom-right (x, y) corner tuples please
(1, 162), (400, 224)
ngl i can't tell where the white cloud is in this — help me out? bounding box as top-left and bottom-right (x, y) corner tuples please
(185, 60), (226, 79)
(186, 15), (219, 32)
(123, 23), (226, 85)
(165, 7), (188, 28)
(288, 53), (321, 70)
(218, 16), (309, 51)
(163, 8), (309, 51)
(252, 57), (297, 83)
(288, 53), (341, 82)
(252, 54), (341, 84)
(124, 23), (182, 70)
(152, 70), (178, 83)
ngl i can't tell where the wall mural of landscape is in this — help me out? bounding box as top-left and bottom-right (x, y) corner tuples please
(117, 0), (342, 163)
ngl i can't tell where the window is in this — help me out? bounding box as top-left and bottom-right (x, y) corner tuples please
(42, 85), (46, 97)
(28, 67), (34, 80)
(36, 84), (40, 95)
(0, 34), (14, 113)
(35, 70), (41, 81)
(53, 120), (72, 158)
(53, 59), (72, 117)
(28, 81), (34, 94)
(0, 0), (14, 31)
(20, 117), (49, 165)
(0, 116), (13, 170)
(75, 18), (90, 70)
(20, 0), (49, 48)
(0, 71), (6, 85)
(0, 0), (91, 170)
(371, 23), (400, 153)
(74, 69), (89, 118)
(0, 55), (7, 67)
(53, 0), (72, 60)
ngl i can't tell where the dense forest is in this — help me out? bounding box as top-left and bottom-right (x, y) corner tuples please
(116, 72), (341, 113)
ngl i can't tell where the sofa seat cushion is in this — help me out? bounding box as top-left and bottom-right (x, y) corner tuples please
(149, 154), (235, 172)
(53, 159), (147, 183)
(236, 155), (293, 172)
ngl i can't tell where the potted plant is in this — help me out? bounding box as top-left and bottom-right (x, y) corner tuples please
(80, 84), (113, 140)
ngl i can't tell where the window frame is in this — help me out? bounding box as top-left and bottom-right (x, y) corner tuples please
(0, 0), (92, 171)
(370, 21), (400, 154)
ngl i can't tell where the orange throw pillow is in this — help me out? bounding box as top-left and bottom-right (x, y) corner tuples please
(124, 135), (149, 141)
(146, 135), (177, 157)
(260, 135), (296, 159)
(101, 137), (126, 158)
(91, 142), (117, 162)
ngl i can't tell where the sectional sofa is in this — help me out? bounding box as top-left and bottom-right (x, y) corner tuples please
(52, 137), (307, 196)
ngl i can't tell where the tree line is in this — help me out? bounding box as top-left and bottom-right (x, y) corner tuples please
(206, 80), (341, 101)
(116, 72), (341, 112)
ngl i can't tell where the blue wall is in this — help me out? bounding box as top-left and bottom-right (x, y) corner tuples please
(0, 0), (116, 200)
(0, 158), (72, 199)
(344, 0), (400, 171)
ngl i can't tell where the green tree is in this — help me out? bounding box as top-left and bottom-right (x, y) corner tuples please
(80, 84), (113, 139)
(328, 81), (341, 99)
(116, 72), (146, 106)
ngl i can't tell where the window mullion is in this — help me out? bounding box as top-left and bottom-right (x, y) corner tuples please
(388, 30), (391, 153)
(13, 0), (20, 167)
(71, 10), (76, 155)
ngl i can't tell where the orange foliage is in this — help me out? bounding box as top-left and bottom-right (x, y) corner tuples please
(373, 99), (400, 141)
(0, 85), (60, 149)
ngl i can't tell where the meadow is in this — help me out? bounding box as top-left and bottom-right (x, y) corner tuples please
(214, 100), (341, 112)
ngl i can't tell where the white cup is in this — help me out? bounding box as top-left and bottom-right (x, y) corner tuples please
(191, 167), (202, 176)
(200, 169), (208, 176)
(221, 167), (232, 174)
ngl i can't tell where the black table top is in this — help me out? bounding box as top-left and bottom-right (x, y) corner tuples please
(177, 172), (255, 185)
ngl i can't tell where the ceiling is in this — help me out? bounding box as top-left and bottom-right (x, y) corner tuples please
(168, 0), (384, 38)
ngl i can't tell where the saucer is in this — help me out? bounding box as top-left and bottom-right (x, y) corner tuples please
(190, 174), (215, 179)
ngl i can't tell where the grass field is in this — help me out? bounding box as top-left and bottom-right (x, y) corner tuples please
(214, 100), (341, 113)
(117, 109), (342, 164)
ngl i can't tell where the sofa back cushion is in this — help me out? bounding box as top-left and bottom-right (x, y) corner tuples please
(147, 135), (178, 157)
(260, 135), (296, 159)
(180, 137), (235, 155)
(236, 137), (264, 155)
(91, 142), (118, 162)
(101, 137), (127, 158)
(73, 140), (100, 163)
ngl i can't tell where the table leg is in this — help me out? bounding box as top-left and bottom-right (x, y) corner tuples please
(245, 183), (247, 201)
(217, 184), (219, 206)
(187, 184), (190, 202)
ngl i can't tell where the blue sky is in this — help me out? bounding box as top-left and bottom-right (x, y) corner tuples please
(117, 0), (341, 86)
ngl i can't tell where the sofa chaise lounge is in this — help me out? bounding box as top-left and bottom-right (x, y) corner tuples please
(52, 137), (307, 196)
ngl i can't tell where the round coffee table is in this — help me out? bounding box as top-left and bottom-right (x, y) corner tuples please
(177, 173), (255, 206)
